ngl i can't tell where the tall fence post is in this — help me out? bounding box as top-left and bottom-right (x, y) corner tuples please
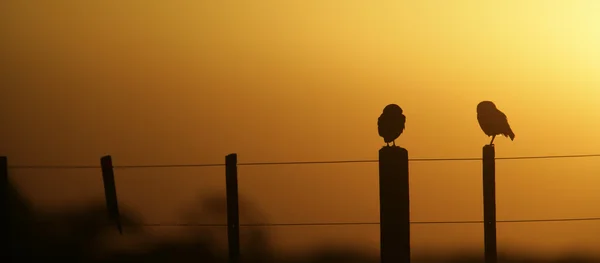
(379, 146), (410, 263)
(482, 145), (497, 263)
(100, 155), (122, 234)
(226, 153), (240, 263)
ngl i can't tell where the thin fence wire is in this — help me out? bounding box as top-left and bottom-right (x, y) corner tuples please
(115, 163), (224, 169)
(7, 154), (600, 228)
(115, 216), (600, 227)
(6, 153), (600, 169)
(7, 165), (101, 169)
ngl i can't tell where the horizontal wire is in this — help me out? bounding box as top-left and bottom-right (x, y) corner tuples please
(239, 159), (376, 166)
(113, 163), (224, 169)
(7, 165), (101, 169)
(242, 153), (600, 166)
(498, 217), (600, 223)
(128, 217), (600, 227)
(496, 153), (600, 160)
(6, 153), (600, 169)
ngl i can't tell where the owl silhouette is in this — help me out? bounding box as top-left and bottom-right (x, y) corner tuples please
(477, 101), (515, 145)
(378, 104), (406, 146)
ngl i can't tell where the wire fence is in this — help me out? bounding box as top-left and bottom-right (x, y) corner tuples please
(7, 153), (600, 169)
(6, 153), (600, 229)
(126, 217), (600, 227)
(27, 217), (600, 228)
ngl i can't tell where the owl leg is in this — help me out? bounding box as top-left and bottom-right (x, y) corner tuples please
(392, 140), (396, 146)
(490, 135), (496, 145)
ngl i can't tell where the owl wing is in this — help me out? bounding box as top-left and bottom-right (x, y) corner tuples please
(377, 114), (385, 137)
(496, 110), (514, 135)
(400, 114), (406, 132)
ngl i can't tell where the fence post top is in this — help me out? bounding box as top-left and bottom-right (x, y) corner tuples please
(101, 155), (113, 167)
(482, 145), (496, 156)
(226, 154), (238, 162)
(379, 146), (408, 154)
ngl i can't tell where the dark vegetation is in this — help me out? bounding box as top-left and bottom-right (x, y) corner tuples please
(7, 180), (600, 263)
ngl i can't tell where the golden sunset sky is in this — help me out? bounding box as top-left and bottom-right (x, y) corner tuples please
(2, 0), (600, 258)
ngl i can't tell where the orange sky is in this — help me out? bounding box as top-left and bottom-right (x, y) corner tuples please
(2, 0), (600, 258)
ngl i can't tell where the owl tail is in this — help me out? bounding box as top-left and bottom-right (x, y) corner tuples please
(507, 130), (515, 141)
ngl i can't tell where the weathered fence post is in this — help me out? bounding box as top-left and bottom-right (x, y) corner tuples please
(379, 146), (410, 263)
(482, 145), (497, 263)
(100, 155), (122, 234)
(226, 153), (240, 263)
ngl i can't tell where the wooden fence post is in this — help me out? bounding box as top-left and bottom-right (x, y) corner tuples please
(379, 146), (410, 263)
(482, 145), (497, 263)
(226, 153), (240, 263)
(100, 155), (122, 234)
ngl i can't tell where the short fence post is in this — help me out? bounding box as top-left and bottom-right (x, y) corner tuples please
(482, 145), (497, 263)
(226, 153), (240, 263)
(379, 146), (410, 263)
(100, 155), (122, 234)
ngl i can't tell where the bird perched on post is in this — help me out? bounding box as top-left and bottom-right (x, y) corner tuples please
(378, 104), (406, 147)
(477, 101), (515, 145)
